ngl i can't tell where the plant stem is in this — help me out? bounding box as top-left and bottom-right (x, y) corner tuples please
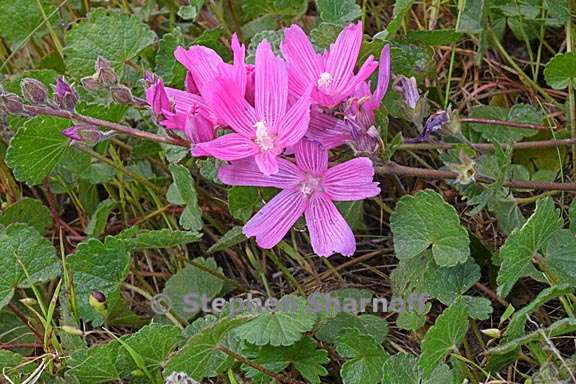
(566, 1), (576, 169)
(24, 105), (189, 147)
(459, 117), (551, 131)
(377, 161), (576, 191)
(399, 136), (576, 151)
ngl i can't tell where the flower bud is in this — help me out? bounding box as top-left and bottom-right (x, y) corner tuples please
(481, 328), (501, 339)
(62, 124), (105, 144)
(393, 75), (420, 110)
(20, 297), (38, 306)
(54, 77), (79, 111)
(21, 78), (48, 104)
(89, 291), (108, 318)
(1, 93), (24, 114)
(61, 325), (84, 336)
(95, 56), (117, 87)
(424, 110), (450, 135)
(80, 75), (100, 92)
(110, 85), (133, 104)
(447, 149), (476, 185)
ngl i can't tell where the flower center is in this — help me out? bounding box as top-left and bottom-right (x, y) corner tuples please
(254, 120), (274, 151)
(317, 72), (333, 89)
(299, 174), (322, 196)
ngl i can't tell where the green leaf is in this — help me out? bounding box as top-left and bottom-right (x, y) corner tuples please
(63, 9), (156, 79)
(315, 313), (388, 344)
(66, 338), (121, 383)
(163, 317), (248, 380)
(234, 295), (317, 346)
(309, 288), (373, 318)
(115, 324), (182, 378)
(336, 200), (365, 231)
(381, 353), (420, 384)
(119, 228), (202, 250)
(543, 230), (576, 284)
(162, 258), (225, 320)
(242, 337), (329, 384)
(0, 350), (37, 382)
(467, 104), (542, 143)
(155, 28), (186, 86)
(456, 0), (485, 34)
(0, 198), (52, 235)
(0, 224), (60, 310)
(67, 237), (131, 322)
(496, 198), (562, 297)
(0, 0), (57, 46)
(390, 42), (435, 80)
(86, 199), (116, 237)
(177, 0), (204, 21)
(419, 299), (469, 377)
(460, 296), (493, 320)
(390, 190), (470, 267)
(407, 29), (463, 45)
(207, 226), (247, 253)
(242, 0), (308, 19)
(310, 22), (341, 50)
(424, 257), (481, 305)
(168, 164), (203, 231)
(544, 52), (576, 89)
(316, 0), (362, 25)
(375, 0), (416, 39)
(6, 116), (72, 186)
(336, 328), (388, 384)
(228, 186), (260, 222)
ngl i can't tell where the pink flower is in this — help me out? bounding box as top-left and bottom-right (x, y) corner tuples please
(218, 140), (380, 257)
(280, 21), (378, 108)
(193, 40), (312, 176)
(144, 73), (171, 118)
(305, 45), (391, 153)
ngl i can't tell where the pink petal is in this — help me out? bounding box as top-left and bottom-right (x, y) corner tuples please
(255, 40), (288, 125)
(205, 76), (256, 138)
(185, 72), (199, 94)
(306, 110), (351, 149)
(280, 24), (322, 96)
(295, 139), (328, 175)
(326, 22), (363, 91)
(231, 33), (247, 98)
(371, 45), (391, 107)
(337, 55), (379, 103)
(244, 188), (307, 249)
(305, 192), (355, 257)
(275, 85), (312, 147)
(165, 87), (211, 117)
(192, 133), (258, 160)
(255, 150), (280, 176)
(174, 46), (223, 94)
(323, 157), (380, 201)
(184, 113), (215, 144)
(218, 158), (303, 189)
(145, 79), (170, 116)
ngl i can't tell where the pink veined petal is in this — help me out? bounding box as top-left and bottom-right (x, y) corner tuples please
(305, 192), (355, 257)
(145, 79), (170, 116)
(306, 110), (351, 149)
(174, 46), (224, 94)
(245, 64), (256, 105)
(280, 24), (322, 96)
(326, 21), (363, 91)
(231, 33), (247, 98)
(370, 44), (391, 108)
(218, 158), (303, 189)
(323, 157), (381, 201)
(205, 76), (257, 138)
(254, 150), (280, 176)
(337, 55), (379, 101)
(185, 72), (199, 94)
(160, 110), (186, 131)
(295, 139), (328, 175)
(164, 87), (211, 115)
(191, 133), (258, 160)
(184, 113), (215, 144)
(255, 40), (288, 125)
(275, 85), (312, 147)
(244, 189), (307, 249)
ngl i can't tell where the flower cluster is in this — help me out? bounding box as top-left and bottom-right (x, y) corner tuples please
(146, 22), (389, 257)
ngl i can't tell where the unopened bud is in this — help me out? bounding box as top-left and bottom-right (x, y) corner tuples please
(80, 75), (100, 92)
(447, 149), (476, 185)
(394, 75), (420, 110)
(89, 291), (108, 318)
(95, 56), (117, 87)
(21, 78), (48, 104)
(110, 85), (133, 104)
(62, 124), (105, 144)
(1, 93), (24, 114)
(54, 77), (79, 111)
(20, 297), (38, 306)
(61, 325), (84, 336)
(481, 328), (501, 339)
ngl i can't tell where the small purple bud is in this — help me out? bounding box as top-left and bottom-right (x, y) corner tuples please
(62, 124), (105, 144)
(80, 75), (100, 92)
(1, 93), (24, 114)
(95, 56), (117, 87)
(54, 77), (79, 111)
(110, 85), (133, 104)
(393, 75), (420, 110)
(423, 110), (450, 135)
(21, 78), (48, 104)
